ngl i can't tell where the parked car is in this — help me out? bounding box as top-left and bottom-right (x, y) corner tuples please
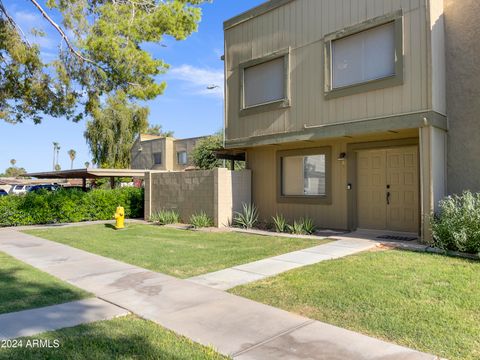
(28, 184), (60, 193)
(0, 189), (8, 196)
(10, 184), (31, 195)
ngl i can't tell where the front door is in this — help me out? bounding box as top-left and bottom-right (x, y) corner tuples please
(357, 146), (419, 233)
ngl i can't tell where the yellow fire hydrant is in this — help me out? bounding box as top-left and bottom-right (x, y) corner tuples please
(114, 206), (125, 230)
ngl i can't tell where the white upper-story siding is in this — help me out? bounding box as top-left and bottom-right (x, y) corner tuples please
(224, 0), (446, 146)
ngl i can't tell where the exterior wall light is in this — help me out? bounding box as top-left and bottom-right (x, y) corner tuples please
(337, 152), (347, 161)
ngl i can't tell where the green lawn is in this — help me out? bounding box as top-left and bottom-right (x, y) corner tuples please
(24, 224), (328, 278)
(0, 252), (89, 315)
(0, 315), (228, 360)
(230, 249), (480, 360)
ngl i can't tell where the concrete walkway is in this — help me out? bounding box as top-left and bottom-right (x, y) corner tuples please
(0, 229), (438, 359)
(188, 238), (378, 290)
(0, 298), (129, 340)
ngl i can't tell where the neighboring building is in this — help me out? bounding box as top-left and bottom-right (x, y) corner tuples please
(131, 134), (208, 171)
(223, 0), (476, 239)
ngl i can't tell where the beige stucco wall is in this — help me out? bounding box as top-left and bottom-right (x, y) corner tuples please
(246, 130), (420, 231)
(131, 137), (170, 171)
(145, 169), (252, 227)
(224, 0), (444, 145)
(444, 0), (480, 194)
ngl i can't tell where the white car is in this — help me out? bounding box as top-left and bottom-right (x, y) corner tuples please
(10, 185), (31, 195)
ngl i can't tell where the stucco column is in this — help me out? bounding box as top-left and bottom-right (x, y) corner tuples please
(419, 126), (447, 243)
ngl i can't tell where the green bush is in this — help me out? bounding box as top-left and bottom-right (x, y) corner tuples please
(0, 187), (144, 227)
(189, 211), (213, 228)
(432, 191), (480, 254)
(150, 209), (180, 225)
(287, 220), (307, 235)
(233, 203), (258, 229)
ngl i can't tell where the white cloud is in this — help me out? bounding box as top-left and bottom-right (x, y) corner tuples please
(168, 65), (224, 98)
(13, 10), (58, 51)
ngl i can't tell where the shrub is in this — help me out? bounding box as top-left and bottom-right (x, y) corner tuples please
(233, 203), (258, 229)
(272, 214), (288, 233)
(189, 211), (213, 228)
(287, 220), (306, 235)
(301, 217), (316, 235)
(431, 191), (480, 254)
(286, 217), (316, 235)
(150, 209), (180, 225)
(0, 187), (144, 227)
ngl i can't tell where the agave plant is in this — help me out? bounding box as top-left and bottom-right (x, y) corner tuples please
(190, 211), (213, 228)
(272, 213), (288, 233)
(234, 203), (259, 229)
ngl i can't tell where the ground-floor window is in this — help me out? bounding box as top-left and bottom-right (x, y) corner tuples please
(277, 147), (331, 204)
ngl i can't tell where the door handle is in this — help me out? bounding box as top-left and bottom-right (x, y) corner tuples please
(386, 191), (391, 205)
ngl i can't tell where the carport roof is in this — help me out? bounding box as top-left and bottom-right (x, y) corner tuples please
(24, 168), (146, 179)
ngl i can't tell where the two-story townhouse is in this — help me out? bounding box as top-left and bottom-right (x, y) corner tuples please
(131, 134), (208, 171)
(223, 0), (465, 239)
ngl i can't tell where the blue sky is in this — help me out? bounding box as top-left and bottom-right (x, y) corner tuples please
(0, 0), (264, 173)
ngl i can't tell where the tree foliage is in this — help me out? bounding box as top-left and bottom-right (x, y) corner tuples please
(191, 132), (223, 170)
(4, 167), (26, 177)
(84, 90), (149, 168)
(145, 124), (174, 137)
(0, 0), (205, 123)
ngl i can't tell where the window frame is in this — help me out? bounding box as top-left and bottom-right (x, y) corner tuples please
(153, 152), (162, 165)
(239, 48), (291, 117)
(324, 10), (404, 100)
(276, 147), (332, 205)
(177, 151), (188, 165)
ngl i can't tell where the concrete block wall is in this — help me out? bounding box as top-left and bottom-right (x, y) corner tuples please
(145, 169), (251, 227)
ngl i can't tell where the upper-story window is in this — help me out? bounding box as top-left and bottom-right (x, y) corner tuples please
(332, 22), (395, 89)
(324, 11), (404, 99)
(153, 152), (162, 165)
(177, 151), (187, 165)
(244, 57), (285, 107)
(240, 49), (290, 116)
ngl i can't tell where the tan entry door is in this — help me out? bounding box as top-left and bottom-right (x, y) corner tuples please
(357, 147), (419, 232)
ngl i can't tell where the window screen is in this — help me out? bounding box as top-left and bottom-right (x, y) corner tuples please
(332, 22), (396, 89)
(177, 151), (187, 165)
(244, 57), (285, 108)
(282, 154), (326, 196)
(153, 152), (162, 165)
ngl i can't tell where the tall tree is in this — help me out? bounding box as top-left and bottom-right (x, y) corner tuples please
(68, 149), (76, 169)
(84, 161), (90, 168)
(55, 164), (61, 171)
(56, 144), (61, 167)
(85, 91), (149, 168)
(0, 0), (205, 124)
(9, 159), (16, 167)
(52, 142), (59, 170)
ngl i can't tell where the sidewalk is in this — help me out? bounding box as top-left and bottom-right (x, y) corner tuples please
(188, 238), (378, 290)
(0, 229), (438, 359)
(0, 298), (128, 340)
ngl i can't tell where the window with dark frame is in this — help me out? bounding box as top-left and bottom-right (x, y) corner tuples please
(153, 152), (162, 165)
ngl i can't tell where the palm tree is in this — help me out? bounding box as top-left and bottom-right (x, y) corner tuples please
(68, 149), (76, 169)
(56, 145), (61, 167)
(55, 164), (61, 171)
(52, 142), (59, 170)
(10, 159), (16, 167)
(84, 161), (90, 168)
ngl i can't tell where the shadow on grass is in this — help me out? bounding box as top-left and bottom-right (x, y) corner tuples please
(0, 316), (224, 360)
(103, 223), (116, 230)
(0, 267), (86, 315)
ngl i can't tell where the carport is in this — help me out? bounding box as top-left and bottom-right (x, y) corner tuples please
(24, 168), (146, 191)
